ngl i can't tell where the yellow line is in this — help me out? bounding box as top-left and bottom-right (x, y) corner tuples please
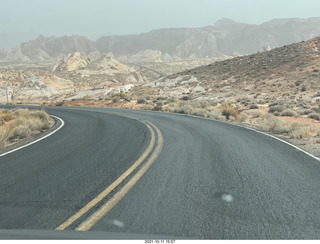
(75, 122), (163, 231)
(55, 122), (155, 230)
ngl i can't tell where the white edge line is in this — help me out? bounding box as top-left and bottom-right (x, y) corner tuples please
(182, 112), (320, 162)
(36, 106), (320, 163)
(120, 108), (320, 162)
(0, 114), (65, 157)
(235, 123), (320, 162)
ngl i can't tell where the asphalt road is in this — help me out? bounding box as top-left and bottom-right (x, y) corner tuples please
(1, 106), (320, 239)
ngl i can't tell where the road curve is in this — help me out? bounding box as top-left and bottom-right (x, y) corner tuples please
(1, 106), (320, 239)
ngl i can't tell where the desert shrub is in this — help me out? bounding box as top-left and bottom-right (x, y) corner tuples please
(301, 86), (307, 92)
(290, 128), (311, 139)
(0, 110), (15, 123)
(29, 110), (51, 129)
(280, 109), (298, 117)
(269, 102), (279, 107)
(257, 114), (289, 134)
(209, 100), (219, 106)
(308, 113), (320, 121)
(238, 113), (249, 123)
(156, 96), (167, 100)
(112, 92), (127, 99)
(208, 111), (223, 120)
(312, 92), (320, 98)
(242, 109), (264, 118)
(295, 80), (304, 86)
(189, 108), (208, 117)
(30, 110), (50, 121)
(297, 109), (313, 115)
(137, 98), (147, 104)
(167, 97), (179, 103)
(153, 104), (163, 111)
(112, 97), (120, 103)
(0, 109), (52, 148)
(165, 101), (209, 118)
(181, 96), (190, 101)
(289, 122), (315, 139)
(152, 102), (163, 111)
(14, 109), (30, 118)
(257, 99), (266, 104)
(198, 100), (208, 109)
(56, 101), (64, 106)
(249, 104), (259, 109)
(312, 107), (320, 113)
(269, 105), (285, 114)
(141, 104), (154, 110)
(171, 103), (193, 114)
(221, 106), (239, 120)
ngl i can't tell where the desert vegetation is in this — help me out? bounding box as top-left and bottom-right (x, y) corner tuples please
(0, 108), (52, 148)
(137, 95), (320, 142)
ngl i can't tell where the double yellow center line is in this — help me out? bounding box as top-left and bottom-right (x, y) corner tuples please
(56, 111), (163, 231)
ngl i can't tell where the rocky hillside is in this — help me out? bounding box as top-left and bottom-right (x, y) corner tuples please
(138, 36), (320, 104)
(1, 17), (320, 62)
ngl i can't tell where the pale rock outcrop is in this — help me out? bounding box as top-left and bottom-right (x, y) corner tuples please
(54, 52), (90, 71)
(85, 55), (133, 74)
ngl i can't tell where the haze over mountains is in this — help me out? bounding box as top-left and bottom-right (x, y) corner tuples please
(1, 17), (320, 62)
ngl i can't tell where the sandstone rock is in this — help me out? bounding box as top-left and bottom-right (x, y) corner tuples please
(54, 52), (90, 71)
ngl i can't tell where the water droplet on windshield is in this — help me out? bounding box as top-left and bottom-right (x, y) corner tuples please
(112, 219), (125, 228)
(221, 193), (233, 202)
(213, 191), (234, 202)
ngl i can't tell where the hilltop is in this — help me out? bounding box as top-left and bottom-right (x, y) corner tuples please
(1, 17), (320, 62)
(139, 36), (320, 104)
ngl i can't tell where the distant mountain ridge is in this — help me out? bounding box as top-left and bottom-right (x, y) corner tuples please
(1, 17), (320, 62)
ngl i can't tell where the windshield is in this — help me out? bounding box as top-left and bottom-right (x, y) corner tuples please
(1, 0), (320, 241)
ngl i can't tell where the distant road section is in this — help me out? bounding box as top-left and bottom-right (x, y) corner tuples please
(0, 106), (320, 239)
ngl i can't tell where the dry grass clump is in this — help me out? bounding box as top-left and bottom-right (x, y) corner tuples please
(256, 114), (289, 134)
(288, 122), (315, 139)
(308, 113), (320, 121)
(249, 104), (259, 109)
(296, 109), (313, 116)
(0, 108), (52, 148)
(161, 100), (208, 117)
(141, 104), (154, 110)
(141, 97), (320, 141)
(137, 98), (147, 104)
(221, 106), (240, 120)
(112, 92), (127, 99)
(207, 111), (224, 120)
(241, 109), (265, 119)
(280, 109), (298, 117)
(0, 110), (16, 125)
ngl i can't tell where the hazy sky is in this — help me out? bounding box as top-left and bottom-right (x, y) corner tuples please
(1, 0), (320, 39)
